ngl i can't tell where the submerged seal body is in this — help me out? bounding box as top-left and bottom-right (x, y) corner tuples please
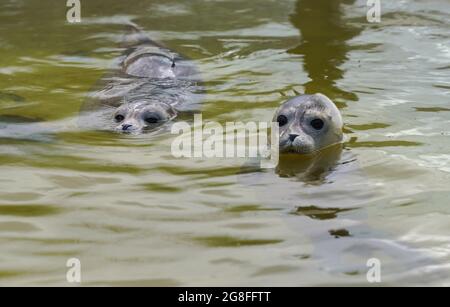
(83, 25), (201, 133)
(274, 93), (343, 154)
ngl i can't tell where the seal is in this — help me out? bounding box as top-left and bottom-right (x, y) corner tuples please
(81, 24), (201, 133)
(273, 93), (343, 154)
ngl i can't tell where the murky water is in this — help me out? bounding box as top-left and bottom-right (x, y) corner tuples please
(0, 0), (449, 286)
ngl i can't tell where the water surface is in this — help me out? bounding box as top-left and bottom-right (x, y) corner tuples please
(0, 0), (449, 286)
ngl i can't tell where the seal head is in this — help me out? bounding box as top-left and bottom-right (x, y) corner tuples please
(113, 100), (176, 133)
(274, 93), (343, 154)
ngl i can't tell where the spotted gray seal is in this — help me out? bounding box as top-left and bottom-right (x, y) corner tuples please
(273, 93), (343, 154)
(81, 24), (202, 133)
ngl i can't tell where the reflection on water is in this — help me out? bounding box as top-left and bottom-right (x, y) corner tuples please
(289, 0), (360, 105)
(292, 205), (353, 220)
(0, 0), (450, 286)
(276, 145), (343, 182)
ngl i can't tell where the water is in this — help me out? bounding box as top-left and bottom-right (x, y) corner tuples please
(0, 0), (449, 286)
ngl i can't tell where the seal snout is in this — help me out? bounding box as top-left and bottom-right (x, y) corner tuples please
(122, 124), (133, 131)
(289, 134), (299, 142)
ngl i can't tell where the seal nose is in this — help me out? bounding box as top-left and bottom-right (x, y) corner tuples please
(122, 124), (133, 131)
(289, 134), (299, 142)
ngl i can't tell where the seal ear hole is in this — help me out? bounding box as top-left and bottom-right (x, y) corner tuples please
(115, 114), (125, 122)
(277, 115), (288, 127)
(310, 118), (324, 130)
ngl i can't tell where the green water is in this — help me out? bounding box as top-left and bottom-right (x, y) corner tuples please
(0, 0), (449, 286)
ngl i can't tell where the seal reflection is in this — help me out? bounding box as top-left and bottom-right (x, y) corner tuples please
(276, 144), (343, 182)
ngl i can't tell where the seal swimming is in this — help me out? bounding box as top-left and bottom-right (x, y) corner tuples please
(81, 24), (201, 133)
(273, 93), (343, 154)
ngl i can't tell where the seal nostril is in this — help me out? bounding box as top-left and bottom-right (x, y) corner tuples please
(122, 124), (132, 131)
(289, 134), (299, 142)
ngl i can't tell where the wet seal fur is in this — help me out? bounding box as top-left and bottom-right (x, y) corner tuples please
(274, 93), (343, 154)
(80, 24), (202, 133)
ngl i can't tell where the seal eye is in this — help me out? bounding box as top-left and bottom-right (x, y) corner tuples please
(277, 115), (288, 127)
(311, 118), (324, 130)
(115, 114), (125, 122)
(145, 116), (159, 124)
